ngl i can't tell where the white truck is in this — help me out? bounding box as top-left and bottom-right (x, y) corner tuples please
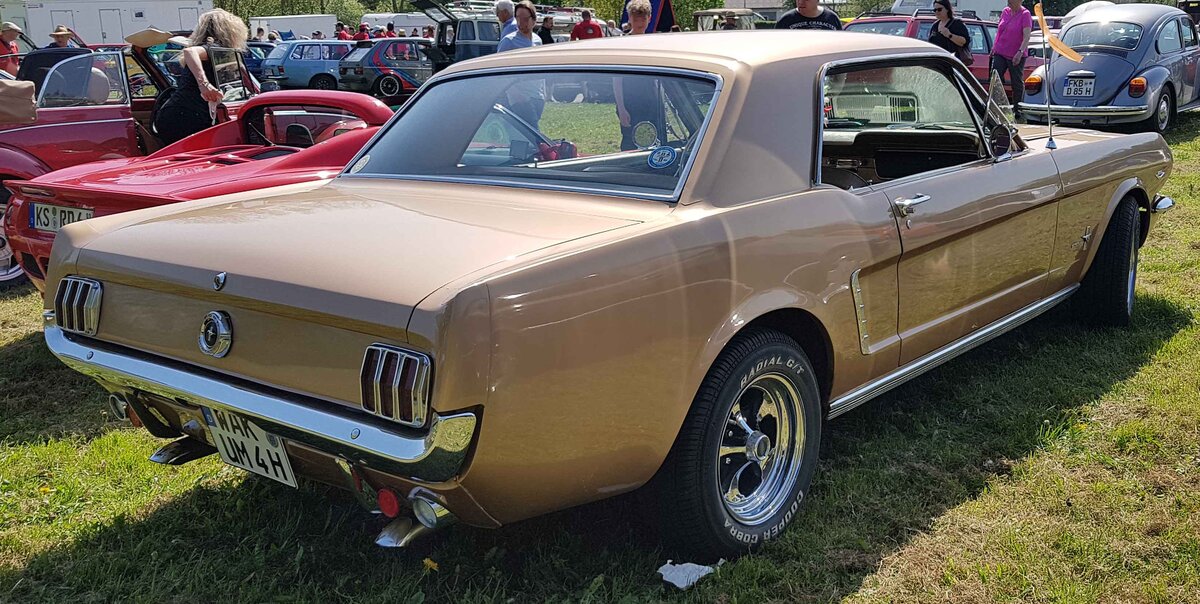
(360, 12), (436, 34)
(248, 14), (337, 40)
(1, 0), (212, 45)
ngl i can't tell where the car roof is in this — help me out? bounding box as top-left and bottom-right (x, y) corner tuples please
(1064, 3), (1182, 25)
(439, 30), (938, 76)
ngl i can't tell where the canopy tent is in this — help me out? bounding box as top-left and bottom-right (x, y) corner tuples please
(620, 0), (678, 32)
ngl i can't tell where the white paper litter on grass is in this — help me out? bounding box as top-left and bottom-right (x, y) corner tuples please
(657, 559), (725, 590)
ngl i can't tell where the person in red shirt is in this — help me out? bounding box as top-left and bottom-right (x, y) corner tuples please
(352, 23), (371, 40)
(385, 22), (398, 37)
(570, 10), (604, 40)
(335, 22), (352, 40)
(1, 21), (21, 77)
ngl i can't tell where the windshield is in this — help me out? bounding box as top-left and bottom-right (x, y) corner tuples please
(1061, 21), (1143, 49)
(346, 70), (719, 200)
(845, 20), (909, 36)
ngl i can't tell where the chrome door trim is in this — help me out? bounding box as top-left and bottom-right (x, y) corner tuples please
(850, 269), (871, 354)
(828, 284), (1079, 419)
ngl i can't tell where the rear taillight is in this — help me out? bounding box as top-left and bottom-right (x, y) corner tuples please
(278, 65), (285, 74)
(360, 344), (431, 429)
(354, 66), (364, 75)
(19, 186), (54, 198)
(339, 67), (346, 75)
(1024, 74), (1043, 95)
(1128, 76), (1147, 97)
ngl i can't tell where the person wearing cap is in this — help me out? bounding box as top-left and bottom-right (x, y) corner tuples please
(44, 24), (74, 48)
(1, 21), (20, 76)
(311, 30), (325, 39)
(353, 22), (370, 40)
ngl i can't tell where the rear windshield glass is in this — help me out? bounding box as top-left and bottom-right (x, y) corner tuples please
(343, 47), (371, 62)
(845, 20), (909, 36)
(266, 44), (290, 60)
(346, 70), (719, 200)
(1061, 21), (1143, 49)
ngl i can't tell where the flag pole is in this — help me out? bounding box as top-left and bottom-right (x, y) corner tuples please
(1044, 31), (1056, 150)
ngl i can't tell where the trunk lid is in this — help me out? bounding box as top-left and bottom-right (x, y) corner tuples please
(1046, 52), (1136, 106)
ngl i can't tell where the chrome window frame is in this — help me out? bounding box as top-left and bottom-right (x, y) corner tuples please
(811, 52), (1018, 190)
(339, 64), (725, 204)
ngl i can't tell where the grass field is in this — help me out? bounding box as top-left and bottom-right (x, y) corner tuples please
(1, 114), (1199, 602)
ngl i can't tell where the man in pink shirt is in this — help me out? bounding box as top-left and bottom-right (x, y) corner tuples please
(991, 0), (1032, 105)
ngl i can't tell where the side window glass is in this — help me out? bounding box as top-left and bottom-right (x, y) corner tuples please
(917, 21), (933, 40)
(1182, 18), (1198, 47)
(301, 45), (322, 60)
(968, 24), (987, 53)
(290, 44), (304, 60)
(1158, 20), (1182, 53)
(326, 44), (351, 60)
(478, 22), (501, 41)
(819, 63), (983, 189)
(208, 47), (249, 103)
(459, 21), (476, 41)
(985, 25), (997, 47)
(38, 53), (127, 108)
(124, 51), (159, 99)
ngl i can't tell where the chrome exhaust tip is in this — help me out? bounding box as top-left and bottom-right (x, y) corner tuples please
(107, 393), (129, 421)
(410, 493), (456, 529)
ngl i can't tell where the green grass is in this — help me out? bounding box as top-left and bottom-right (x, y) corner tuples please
(2, 116), (1200, 602)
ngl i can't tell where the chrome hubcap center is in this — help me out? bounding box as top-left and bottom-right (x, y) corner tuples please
(746, 431), (771, 464)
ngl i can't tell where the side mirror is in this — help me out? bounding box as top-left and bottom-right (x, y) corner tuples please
(989, 124), (1013, 159)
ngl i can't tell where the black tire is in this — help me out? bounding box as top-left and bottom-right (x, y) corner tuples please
(0, 184), (29, 290)
(376, 74), (402, 98)
(1075, 198), (1140, 327)
(657, 328), (822, 559)
(309, 74), (337, 90)
(1142, 87), (1174, 134)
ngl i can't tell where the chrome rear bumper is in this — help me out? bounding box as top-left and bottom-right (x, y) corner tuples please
(44, 324), (477, 482)
(1017, 103), (1150, 120)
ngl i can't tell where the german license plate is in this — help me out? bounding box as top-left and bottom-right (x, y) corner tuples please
(30, 203), (93, 232)
(1063, 77), (1094, 97)
(202, 406), (298, 488)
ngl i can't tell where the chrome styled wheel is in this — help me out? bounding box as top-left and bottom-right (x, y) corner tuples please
(1156, 94), (1171, 132)
(0, 235), (25, 285)
(717, 372), (803, 525)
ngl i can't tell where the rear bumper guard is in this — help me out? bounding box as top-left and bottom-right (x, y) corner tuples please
(44, 324), (477, 483)
(1017, 103), (1150, 120)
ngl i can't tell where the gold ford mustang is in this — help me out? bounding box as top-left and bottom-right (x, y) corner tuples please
(44, 31), (1175, 558)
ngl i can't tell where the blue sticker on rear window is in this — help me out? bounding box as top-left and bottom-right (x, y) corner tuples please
(647, 146), (677, 170)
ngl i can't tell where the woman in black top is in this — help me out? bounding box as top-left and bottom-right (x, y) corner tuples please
(154, 9), (248, 145)
(927, 0), (970, 55)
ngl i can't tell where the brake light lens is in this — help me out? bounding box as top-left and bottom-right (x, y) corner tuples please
(354, 66), (364, 75)
(19, 186), (55, 198)
(1128, 76), (1147, 97)
(1024, 74), (1043, 95)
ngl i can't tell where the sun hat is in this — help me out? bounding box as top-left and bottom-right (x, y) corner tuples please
(49, 24), (72, 38)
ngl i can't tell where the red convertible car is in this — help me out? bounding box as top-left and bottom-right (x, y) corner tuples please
(0, 36), (260, 287)
(3, 90), (394, 292)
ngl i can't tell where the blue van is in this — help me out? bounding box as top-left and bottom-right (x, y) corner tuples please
(261, 40), (354, 89)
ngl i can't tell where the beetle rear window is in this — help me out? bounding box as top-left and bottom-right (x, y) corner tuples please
(345, 70), (719, 200)
(1061, 21), (1143, 50)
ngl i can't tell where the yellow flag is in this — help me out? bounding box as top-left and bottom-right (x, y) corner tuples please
(1035, 3), (1083, 63)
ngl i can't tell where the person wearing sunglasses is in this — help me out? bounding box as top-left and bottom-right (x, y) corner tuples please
(928, 0), (970, 55)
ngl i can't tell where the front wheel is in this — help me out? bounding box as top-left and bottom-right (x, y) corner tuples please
(1075, 198), (1139, 326)
(0, 188), (28, 290)
(657, 328), (822, 559)
(376, 74), (402, 98)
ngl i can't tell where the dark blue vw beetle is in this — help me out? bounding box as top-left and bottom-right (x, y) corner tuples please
(1020, 3), (1200, 132)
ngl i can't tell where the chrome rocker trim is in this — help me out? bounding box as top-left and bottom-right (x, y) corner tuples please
(828, 285), (1079, 419)
(1017, 103), (1150, 119)
(44, 325), (477, 482)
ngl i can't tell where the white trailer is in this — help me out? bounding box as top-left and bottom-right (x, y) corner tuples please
(360, 12), (436, 33)
(12, 0), (211, 45)
(248, 14), (337, 40)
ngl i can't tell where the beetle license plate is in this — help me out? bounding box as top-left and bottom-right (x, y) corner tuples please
(30, 203), (93, 232)
(1063, 77), (1094, 97)
(202, 406), (298, 488)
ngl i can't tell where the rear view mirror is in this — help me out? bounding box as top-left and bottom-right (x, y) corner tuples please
(0, 80), (37, 124)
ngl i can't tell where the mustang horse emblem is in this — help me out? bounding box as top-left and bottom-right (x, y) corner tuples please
(199, 311), (233, 358)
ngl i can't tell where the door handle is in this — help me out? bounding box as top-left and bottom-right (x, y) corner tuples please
(894, 194), (931, 217)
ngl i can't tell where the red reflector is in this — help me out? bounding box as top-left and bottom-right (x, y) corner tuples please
(377, 488), (402, 518)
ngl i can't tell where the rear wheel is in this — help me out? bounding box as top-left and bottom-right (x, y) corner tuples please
(309, 74), (337, 90)
(1075, 197), (1139, 326)
(1143, 88), (1174, 134)
(0, 185), (28, 289)
(376, 74), (402, 98)
(657, 328), (822, 559)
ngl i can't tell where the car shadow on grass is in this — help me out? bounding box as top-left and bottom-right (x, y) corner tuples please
(0, 295), (1191, 602)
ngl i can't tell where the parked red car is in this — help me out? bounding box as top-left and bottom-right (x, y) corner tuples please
(0, 38), (259, 287)
(3, 90), (393, 292)
(846, 10), (1044, 89)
